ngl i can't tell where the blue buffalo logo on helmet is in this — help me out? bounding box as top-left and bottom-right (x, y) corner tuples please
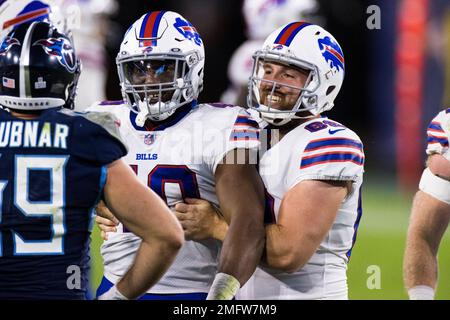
(272, 44), (284, 50)
(0, 37), (21, 55)
(173, 17), (202, 46)
(318, 36), (344, 73)
(33, 37), (77, 73)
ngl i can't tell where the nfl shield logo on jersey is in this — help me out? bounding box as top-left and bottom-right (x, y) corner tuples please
(144, 133), (156, 145)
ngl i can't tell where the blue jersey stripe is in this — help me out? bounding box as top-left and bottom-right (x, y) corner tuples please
(301, 152), (364, 168)
(427, 136), (449, 146)
(234, 117), (259, 127)
(304, 138), (363, 152)
(428, 122), (444, 132)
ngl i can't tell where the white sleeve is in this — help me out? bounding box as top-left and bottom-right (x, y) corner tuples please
(286, 136), (365, 190)
(426, 110), (450, 156)
(206, 108), (261, 173)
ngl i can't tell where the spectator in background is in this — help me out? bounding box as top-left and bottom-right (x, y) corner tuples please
(221, 0), (321, 107)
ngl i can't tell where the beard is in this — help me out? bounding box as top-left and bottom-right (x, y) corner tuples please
(260, 89), (300, 110)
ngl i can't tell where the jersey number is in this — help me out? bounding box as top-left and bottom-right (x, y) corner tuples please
(0, 155), (68, 256)
(124, 164), (200, 233)
(131, 164), (200, 202)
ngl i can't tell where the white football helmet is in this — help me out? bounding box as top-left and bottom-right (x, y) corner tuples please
(243, 0), (319, 40)
(116, 11), (205, 124)
(248, 22), (345, 126)
(0, 0), (75, 40)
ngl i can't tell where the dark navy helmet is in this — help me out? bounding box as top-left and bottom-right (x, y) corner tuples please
(0, 21), (80, 110)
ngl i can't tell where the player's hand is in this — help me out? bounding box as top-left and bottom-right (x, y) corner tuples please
(95, 200), (119, 240)
(174, 198), (227, 241)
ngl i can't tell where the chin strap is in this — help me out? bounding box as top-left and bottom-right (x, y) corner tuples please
(135, 107), (149, 127)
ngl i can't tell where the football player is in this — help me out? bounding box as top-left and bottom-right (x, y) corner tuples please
(174, 22), (365, 299)
(91, 11), (266, 300)
(0, 21), (183, 300)
(403, 108), (450, 300)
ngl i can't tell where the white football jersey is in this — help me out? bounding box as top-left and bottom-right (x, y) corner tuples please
(87, 101), (260, 294)
(238, 117), (364, 300)
(425, 108), (450, 157)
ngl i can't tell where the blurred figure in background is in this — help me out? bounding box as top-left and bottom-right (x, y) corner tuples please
(221, 0), (321, 106)
(61, 0), (117, 111)
(0, 0), (115, 111)
(404, 108), (450, 300)
(0, 0), (70, 39)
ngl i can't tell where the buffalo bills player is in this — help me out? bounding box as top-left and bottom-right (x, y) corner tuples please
(404, 109), (450, 300)
(0, 21), (183, 300)
(174, 22), (365, 299)
(91, 11), (265, 300)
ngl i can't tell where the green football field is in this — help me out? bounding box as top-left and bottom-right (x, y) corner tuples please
(89, 177), (450, 300)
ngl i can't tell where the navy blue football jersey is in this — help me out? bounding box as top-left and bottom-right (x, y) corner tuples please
(0, 107), (127, 299)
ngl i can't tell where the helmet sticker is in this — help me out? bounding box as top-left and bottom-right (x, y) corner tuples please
(173, 17), (202, 46)
(0, 37), (21, 55)
(33, 37), (77, 73)
(2, 76), (15, 88)
(318, 36), (344, 73)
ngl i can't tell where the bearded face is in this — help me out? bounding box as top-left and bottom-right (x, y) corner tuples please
(257, 61), (310, 111)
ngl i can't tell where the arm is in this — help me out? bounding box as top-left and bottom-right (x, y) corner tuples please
(209, 148), (266, 297)
(428, 154), (450, 181)
(102, 159), (184, 299)
(264, 180), (348, 273)
(403, 190), (450, 298)
(174, 198), (228, 242)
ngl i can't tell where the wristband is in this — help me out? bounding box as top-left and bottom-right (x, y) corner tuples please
(206, 273), (241, 300)
(408, 285), (435, 300)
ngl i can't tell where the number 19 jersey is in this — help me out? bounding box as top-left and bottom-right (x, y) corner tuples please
(0, 107), (127, 299)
